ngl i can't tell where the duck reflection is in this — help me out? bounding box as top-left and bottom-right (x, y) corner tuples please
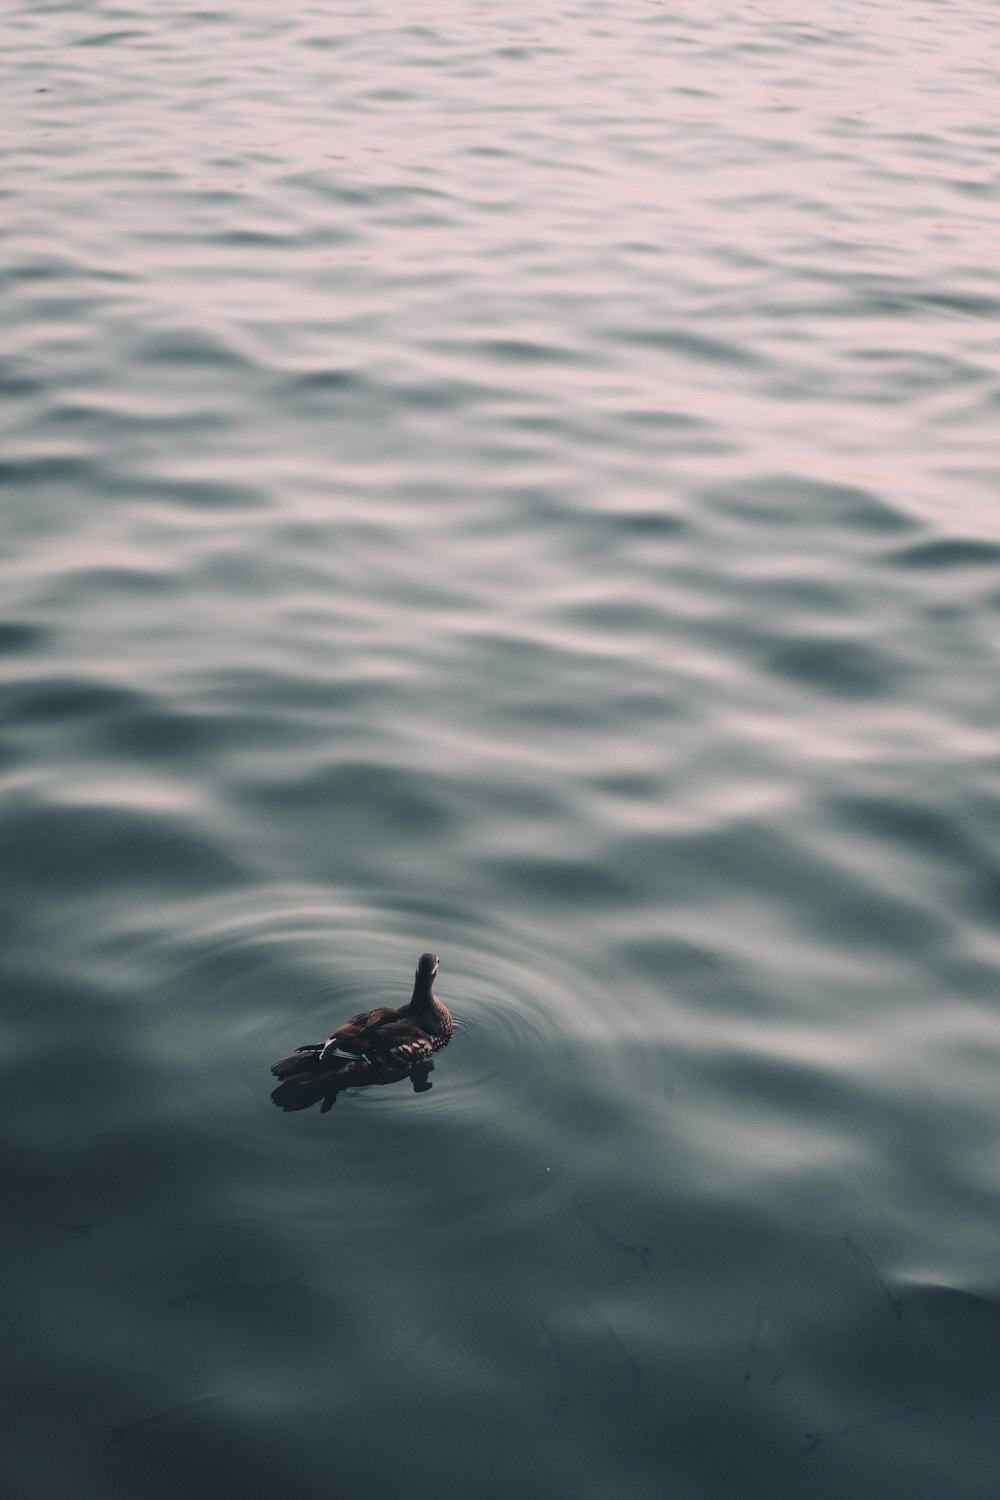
(271, 1058), (435, 1113)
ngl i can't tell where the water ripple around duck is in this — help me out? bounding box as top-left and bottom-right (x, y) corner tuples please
(117, 888), (610, 1222)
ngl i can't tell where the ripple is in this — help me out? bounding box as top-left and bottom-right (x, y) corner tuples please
(124, 887), (611, 1225)
(4, 801), (247, 895)
(2, 676), (140, 725)
(889, 537), (1000, 570)
(704, 474), (916, 537)
(764, 635), (899, 698)
(253, 761), (457, 837)
(0, 620), (50, 655)
(0, 357), (52, 434)
(5, 0), (1000, 1491)
(132, 328), (248, 370)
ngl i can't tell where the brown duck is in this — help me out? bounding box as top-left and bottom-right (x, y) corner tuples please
(270, 953), (452, 1085)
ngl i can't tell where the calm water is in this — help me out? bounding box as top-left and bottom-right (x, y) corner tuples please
(3, 1), (1000, 1495)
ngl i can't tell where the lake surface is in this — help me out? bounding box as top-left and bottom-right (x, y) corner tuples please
(3, 2), (1000, 1495)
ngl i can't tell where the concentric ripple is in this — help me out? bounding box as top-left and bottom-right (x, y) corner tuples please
(108, 886), (611, 1222)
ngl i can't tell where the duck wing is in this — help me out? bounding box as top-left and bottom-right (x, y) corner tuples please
(271, 1001), (441, 1078)
(348, 1006), (401, 1030)
(323, 1006), (404, 1057)
(358, 1017), (437, 1066)
(271, 1006), (403, 1077)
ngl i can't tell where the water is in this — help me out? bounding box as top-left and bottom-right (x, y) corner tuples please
(3, 1), (999, 1494)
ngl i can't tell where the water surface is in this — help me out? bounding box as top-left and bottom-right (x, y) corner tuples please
(3, 2), (1000, 1496)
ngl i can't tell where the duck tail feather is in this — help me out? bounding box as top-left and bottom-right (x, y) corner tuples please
(270, 1053), (322, 1079)
(270, 1052), (364, 1083)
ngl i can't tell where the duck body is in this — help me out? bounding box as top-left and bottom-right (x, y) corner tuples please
(270, 953), (452, 1085)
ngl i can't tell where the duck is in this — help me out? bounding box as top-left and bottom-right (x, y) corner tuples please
(270, 952), (453, 1085)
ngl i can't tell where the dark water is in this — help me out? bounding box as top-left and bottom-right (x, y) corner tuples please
(3, 2), (1000, 1495)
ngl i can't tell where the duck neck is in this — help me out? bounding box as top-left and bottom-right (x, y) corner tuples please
(410, 974), (436, 1012)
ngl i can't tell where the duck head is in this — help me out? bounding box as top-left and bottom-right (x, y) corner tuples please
(411, 952), (440, 1004)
